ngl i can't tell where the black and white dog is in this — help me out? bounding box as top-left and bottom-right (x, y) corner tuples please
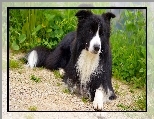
(26, 10), (117, 111)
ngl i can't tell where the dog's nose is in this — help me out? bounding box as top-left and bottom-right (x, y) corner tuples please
(93, 44), (100, 52)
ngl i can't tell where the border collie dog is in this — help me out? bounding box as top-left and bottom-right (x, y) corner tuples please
(26, 10), (116, 111)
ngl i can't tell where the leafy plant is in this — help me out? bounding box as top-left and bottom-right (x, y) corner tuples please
(111, 9), (146, 89)
(30, 75), (41, 83)
(9, 9), (77, 52)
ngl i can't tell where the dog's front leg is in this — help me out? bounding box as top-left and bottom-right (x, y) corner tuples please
(93, 86), (104, 111)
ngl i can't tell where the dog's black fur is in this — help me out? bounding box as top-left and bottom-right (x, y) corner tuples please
(26, 10), (117, 111)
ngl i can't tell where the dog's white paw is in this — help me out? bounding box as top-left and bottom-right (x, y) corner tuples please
(93, 88), (104, 111)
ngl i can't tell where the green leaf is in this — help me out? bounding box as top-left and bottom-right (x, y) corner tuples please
(125, 10), (129, 17)
(53, 40), (57, 45)
(12, 41), (19, 50)
(59, 29), (64, 34)
(32, 25), (42, 35)
(35, 25), (42, 32)
(139, 68), (144, 73)
(45, 13), (55, 21)
(47, 29), (52, 32)
(19, 34), (26, 43)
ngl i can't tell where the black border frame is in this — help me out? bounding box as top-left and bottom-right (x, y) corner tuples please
(7, 6), (147, 112)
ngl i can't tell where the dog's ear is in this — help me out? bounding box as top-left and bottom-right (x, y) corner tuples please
(102, 12), (116, 21)
(75, 10), (92, 20)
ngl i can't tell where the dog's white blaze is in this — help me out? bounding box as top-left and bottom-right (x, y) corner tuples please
(27, 50), (38, 68)
(88, 28), (101, 53)
(76, 49), (100, 85)
(93, 86), (104, 110)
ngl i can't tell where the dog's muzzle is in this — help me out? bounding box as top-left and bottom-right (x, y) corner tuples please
(93, 44), (100, 54)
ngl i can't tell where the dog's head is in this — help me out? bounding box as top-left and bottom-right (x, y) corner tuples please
(75, 10), (115, 54)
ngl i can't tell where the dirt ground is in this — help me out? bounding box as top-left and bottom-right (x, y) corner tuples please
(8, 52), (144, 112)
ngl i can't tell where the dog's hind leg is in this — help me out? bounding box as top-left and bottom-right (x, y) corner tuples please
(45, 42), (71, 70)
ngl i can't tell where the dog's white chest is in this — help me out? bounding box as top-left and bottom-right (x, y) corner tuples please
(76, 49), (100, 85)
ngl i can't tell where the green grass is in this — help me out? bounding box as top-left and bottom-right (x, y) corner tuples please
(9, 59), (22, 69)
(81, 97), (89, 103)
(30, 75), (41, 83)
(62, 88), (71, 94)
(133, 92), (146, 110)
(28, 106), (37, 111)
(117, 103), (131, 111)
(114, 83), (120, 95)
(53, 70), (63, 79)
(56, 82), (61, 86)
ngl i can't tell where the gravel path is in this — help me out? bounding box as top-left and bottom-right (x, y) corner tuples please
(2, 51), (149, 119)
(8, 52), (144, 112)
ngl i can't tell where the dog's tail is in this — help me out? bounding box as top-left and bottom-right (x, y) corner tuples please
(25, 31), (75, 70)
(25, 46), (53, 69)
